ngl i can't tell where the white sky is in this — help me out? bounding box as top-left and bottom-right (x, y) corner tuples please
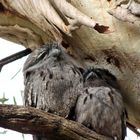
(0, 38), (139, 140)
(0, 38), (32, 140)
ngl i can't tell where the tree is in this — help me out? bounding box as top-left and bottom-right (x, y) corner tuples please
(0, 0), (140, 139)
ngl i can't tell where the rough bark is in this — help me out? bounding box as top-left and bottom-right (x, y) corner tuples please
(0, 104), (111, 140)
(0, 0), (140, 129)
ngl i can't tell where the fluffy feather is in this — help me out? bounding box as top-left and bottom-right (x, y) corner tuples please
(23, 42), (83, 140)
(75, 68), (126, 140)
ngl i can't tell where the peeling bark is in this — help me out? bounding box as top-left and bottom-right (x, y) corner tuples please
(108, 6), (140, 25)
(0, 25), (44, 48)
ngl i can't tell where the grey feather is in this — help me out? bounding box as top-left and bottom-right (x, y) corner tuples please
(23, 42), (83, 140)
(75, 68), (126, 140)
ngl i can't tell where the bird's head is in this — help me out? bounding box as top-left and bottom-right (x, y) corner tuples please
(23, 42), (62, 71)
(40, 42), (62, 59)
(32, 42), (62, 63)
(83, 67), (118, 88)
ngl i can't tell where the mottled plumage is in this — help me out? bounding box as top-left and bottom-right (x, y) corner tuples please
(23, 42), (83, 140)
(75, 68), (126, 140)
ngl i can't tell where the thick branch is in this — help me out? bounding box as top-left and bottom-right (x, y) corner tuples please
(0, 105), (111, 140)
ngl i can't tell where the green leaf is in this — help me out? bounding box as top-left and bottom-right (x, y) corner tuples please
(0, 93), (8, 104)
(13, 96), (17, 105)
(22, 133), (25, 140)
(0, 130), (7, 134)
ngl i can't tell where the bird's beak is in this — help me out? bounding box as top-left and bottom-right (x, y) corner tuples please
(86, 72), (98, 81)
(48, 49), (61, 58)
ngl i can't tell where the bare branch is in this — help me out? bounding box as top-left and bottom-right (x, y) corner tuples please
(0, 104), (111, 140)
(0, 48), (31, 72)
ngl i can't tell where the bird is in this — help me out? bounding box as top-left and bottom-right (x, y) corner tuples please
(75, 68), (126, 140)
(23, 42), (83, 140)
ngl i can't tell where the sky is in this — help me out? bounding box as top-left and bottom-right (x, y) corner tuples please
(0, 38), (32, 140)
(0, 38), (139, 140)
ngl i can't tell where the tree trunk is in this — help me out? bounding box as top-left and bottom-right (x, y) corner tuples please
(0, 0), (140, 138)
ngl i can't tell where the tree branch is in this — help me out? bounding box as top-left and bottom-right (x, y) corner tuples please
(0, 104), (111, 140)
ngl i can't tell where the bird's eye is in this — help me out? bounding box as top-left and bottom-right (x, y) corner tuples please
(37, 50), (47, 60)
